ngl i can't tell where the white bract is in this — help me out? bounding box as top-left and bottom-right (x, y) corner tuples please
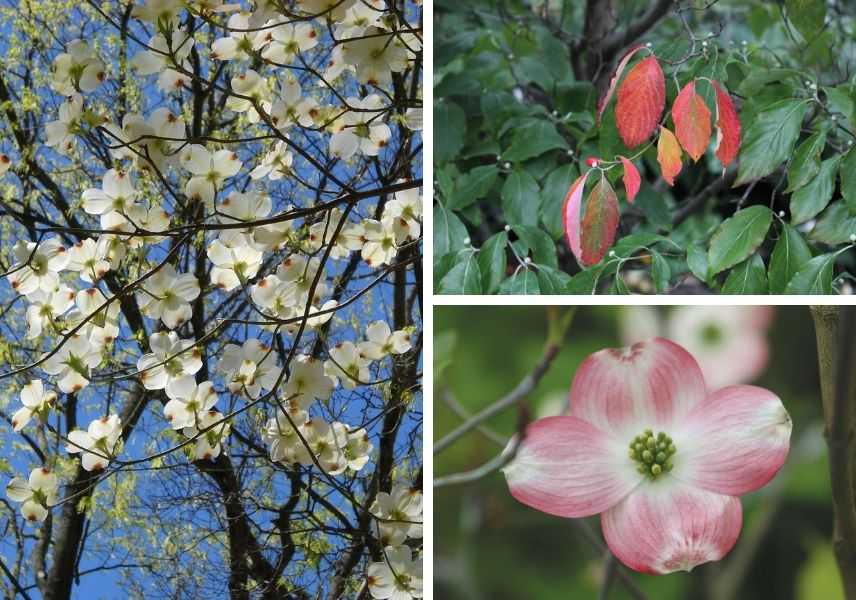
(207, 232), (263, 290)
(371, 485), (423, 546)
(330, 95), (391, 160)
(12, 380), (57, 432)
(66, 415), (123, 471)
(6, 468), (60, 522)
(45, 94), (83, 155)
(66, 238), (111, 283)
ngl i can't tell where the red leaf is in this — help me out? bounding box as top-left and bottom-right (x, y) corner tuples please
(657, 126), (682, 186)
(597, 45), (646, 122)
(615, 55), (665, 148)
(619, 156), (640, 203)
(580, 175), (620, 266)
(672, 80), (712, 162)
(713, 81), (741, 169)
(562, 170), (593, 262)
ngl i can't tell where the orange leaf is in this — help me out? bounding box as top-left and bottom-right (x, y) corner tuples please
(615, 55), (665, 148)
(562, 170), (593, 262)
(657, 126), (682, 186)
(671, 80), (712, 162)
(619, 156), (641, 203)
(580, 175), (620, 266)
(597, 45), (646, 122)
(713, 81), (741, 169)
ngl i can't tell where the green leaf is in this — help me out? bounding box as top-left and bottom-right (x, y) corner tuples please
(448, 165), (499, 210)
(650, 251), (671, 293)
(637, 186), (673, 231)
(812, 202), (856, 244)
(686, 242), (710, 283)
(502, 119), (567, 162)
(840, 148), (856, 213)
(565, 266), (603, 295)
(477, 231), (508, 294)
(735, 99), (810, 186)
(498, 269), (540, 294)
(823, 85), (854, 123)
(790, 156), (841, 224)
(797, 542), (844, 600)
(536, 265), (572, 293)
(540, 164), (577, 240)
(434, 101), (467, 163)
(438, 249), (482, 294)
(433, 204), (469, 257)
(501, 171), (541, 227)
(433, 252), (457, 288)
(786, 0), (826, 40)
(786, 129), (827, 192)
(708, 206), (773, 275)
(722, 254), (768, 294)
(786, 253), (838, 294)
(769, 223), (813, 293)
(433, 330), (457, 380)
(513, 225), (558, 268)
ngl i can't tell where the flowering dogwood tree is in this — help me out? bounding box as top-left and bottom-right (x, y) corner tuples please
(0, 1), (422, 599)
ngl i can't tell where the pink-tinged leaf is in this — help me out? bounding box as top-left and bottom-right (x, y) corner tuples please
(580, 175), (620, 265)
(562, 170), (593, 262)
(615, 56), (666, 148)
(602, 482), (742, 574)
(713, 81), (741, 169)
(569, 338), (707, 433)
(597, 44), (646, 122)
(657, 126), (682, 186)
(677, 385), (791, 496)
(503, 416), (642, 518)
(619, 156), (641, 203)
(672, 80), (712, 162)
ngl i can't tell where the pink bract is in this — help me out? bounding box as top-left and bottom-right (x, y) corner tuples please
(503, 337), (791, 574)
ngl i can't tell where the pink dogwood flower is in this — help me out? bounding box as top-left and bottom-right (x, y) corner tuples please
(504, 338), (791, 574)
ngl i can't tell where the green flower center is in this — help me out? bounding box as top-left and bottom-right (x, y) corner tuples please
(628, 428), (676, 480)
(700, 323), (723, 345)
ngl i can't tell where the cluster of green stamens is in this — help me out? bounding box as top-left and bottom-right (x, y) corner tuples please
(628, 429), (676, 480)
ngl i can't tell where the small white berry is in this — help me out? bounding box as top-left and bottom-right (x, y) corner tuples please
(566, 149), (575, 156)
(507, 53), (514, 60)
(702, 41), (708, 48)
(848, 140), (854, 147)
(503, 162), (512, 169)
(463, 237), (471, 245)
(805, 80), (812, 86)
(552, 110), (559, 117)
(778, 210), (786, 217)
(609, 250), (616, 257)
(646, 42), (652, 48)
(524, 257), (532, 265)
(810, 83), (818, 90)
(504, 224), (511, 232)
(496, 154), (502, 161)
(850, 233), (856, 242)
(741, 40), (748, 45)
(832, 115), (838, 122)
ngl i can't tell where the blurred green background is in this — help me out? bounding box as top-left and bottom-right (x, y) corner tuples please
(434, 306), (837, 600)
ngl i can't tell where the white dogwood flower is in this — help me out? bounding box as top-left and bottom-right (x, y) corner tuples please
(183, 410), (231, 460)
(358, 321), (412, 360)
(283, 355), (334, 411)
(51, 40), (106, 95)
(11, 380), (57, 432)
(25, 285), (75, 339)
(8, 238), (69, 297)
(164, 379), (218, 430)
(66, 238), (111, 283)
(217, 338), (281, 397)
(367, 546), (423, 600)
(136, 263), (200, 329)
(66, 415), (123, 471)
(207, 232), (263, 290)
(180, 144), (242, 203)
(325, 341), (370, 389)
(45, 94), (84, 155)
(6, 468), (60, 522)
(137, 332), (203, 397)
(41, 333), (102, 393)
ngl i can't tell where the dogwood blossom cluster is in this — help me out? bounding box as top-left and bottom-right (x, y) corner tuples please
(3, 6), (421, 579)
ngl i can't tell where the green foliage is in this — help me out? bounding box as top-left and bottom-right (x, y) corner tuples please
(435, 0), (856, 294)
